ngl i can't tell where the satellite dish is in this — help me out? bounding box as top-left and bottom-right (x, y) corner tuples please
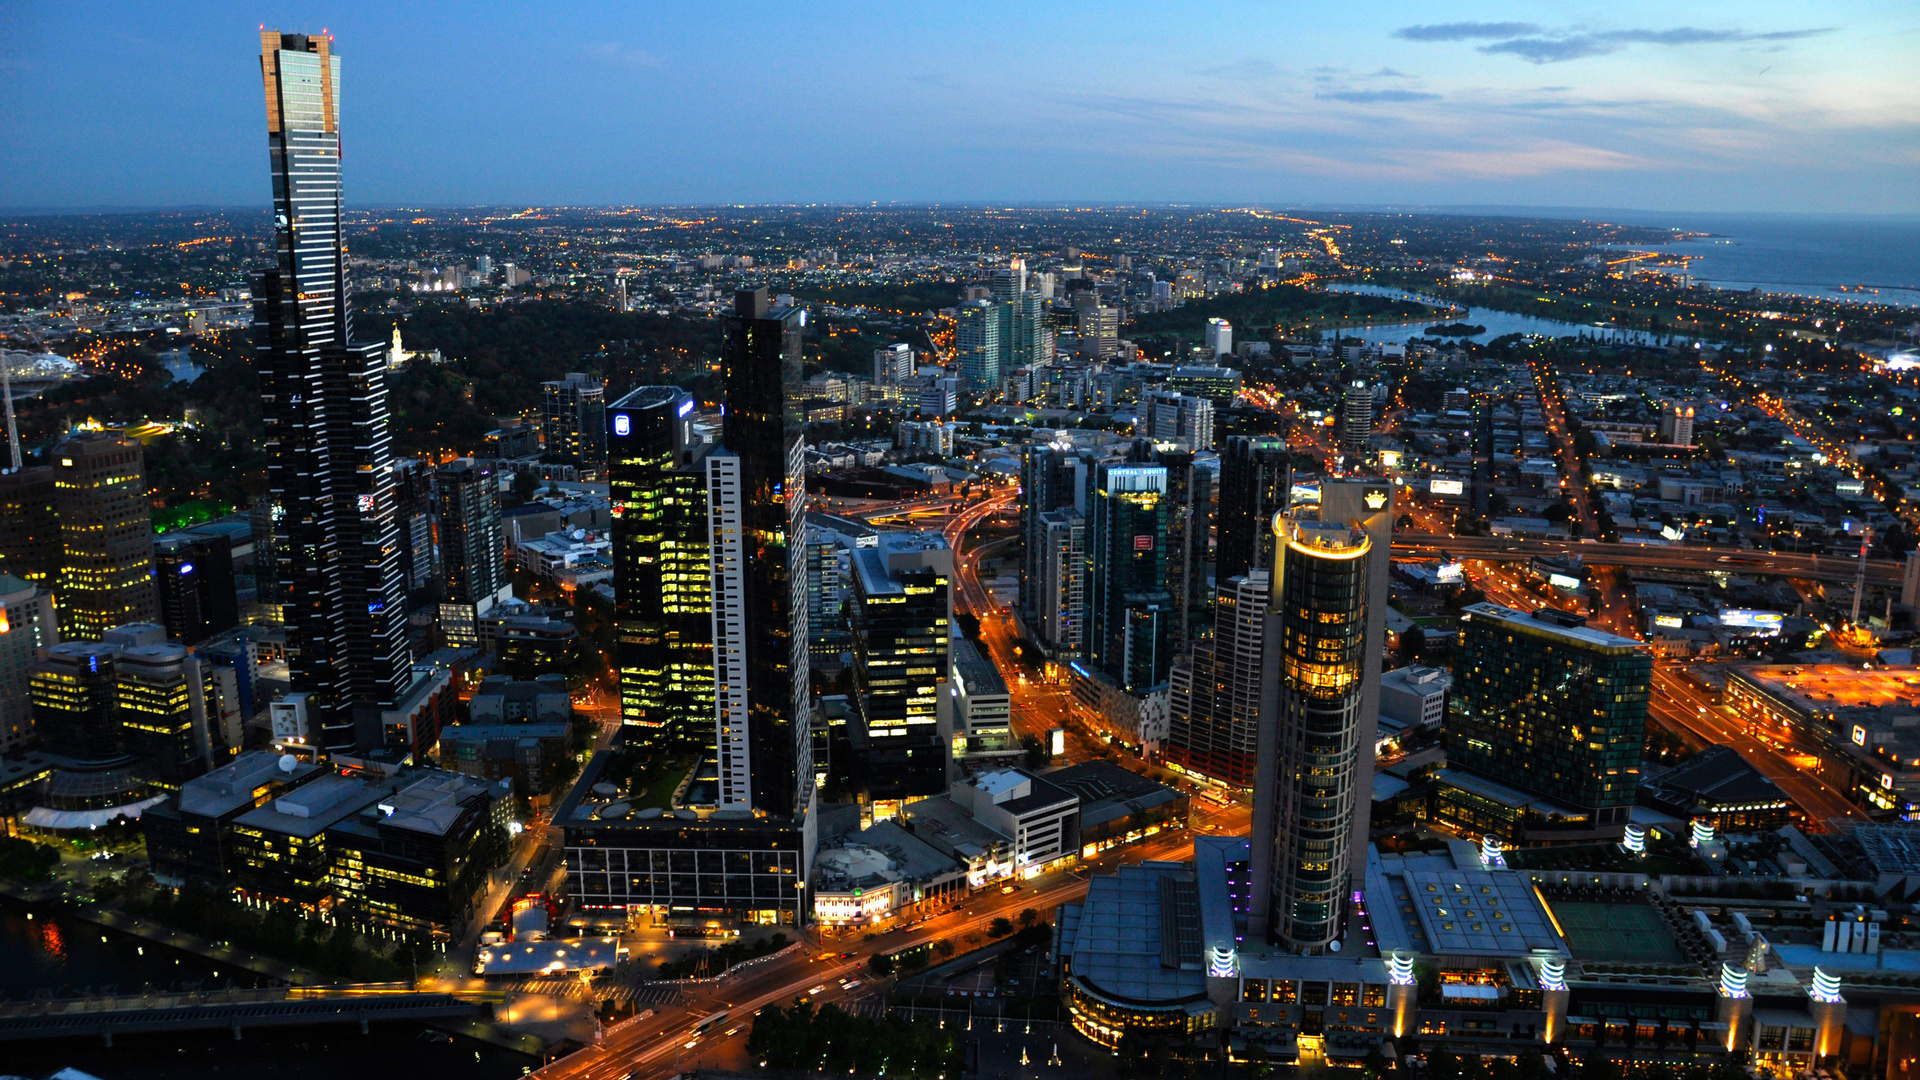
(1328, 939), (1343, 953)
(278, 753), (298, 774)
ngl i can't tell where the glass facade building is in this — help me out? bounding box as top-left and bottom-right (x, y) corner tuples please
(718, 289), (811, 819)
(1447, 603), (1652, 825)
(253, 30), (411, 753)
(1216, 436), (1291, 584)
(1255, 517), (1371, 952)
(609, 386), (715, 749)
(1086, 462), (1174, 692)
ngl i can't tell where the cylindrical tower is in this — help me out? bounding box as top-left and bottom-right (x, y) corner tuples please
(1263, 514), (1370, 951)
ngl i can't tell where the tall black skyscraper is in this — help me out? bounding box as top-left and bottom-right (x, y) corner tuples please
(253, 31), (410, 752)
(609, 386), (715, 749)
(1216, 436), (1291, 584)
(718, 289), (811, 818)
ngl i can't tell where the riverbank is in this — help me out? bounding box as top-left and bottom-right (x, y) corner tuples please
(0, 877), (323, 985)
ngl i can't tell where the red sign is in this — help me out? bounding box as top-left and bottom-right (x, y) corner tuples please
(1133, 535), (1154, 551)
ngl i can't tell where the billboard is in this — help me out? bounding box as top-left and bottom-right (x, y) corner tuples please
(1548, 573), (1582, 590)
(1430, 478), (1466, 496)
(1719, 609), (1784, 631)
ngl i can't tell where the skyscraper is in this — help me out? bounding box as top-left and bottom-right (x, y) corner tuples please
(53, 433), (159, 640)
(608, 386), (714, 747)
(1142, 390), (1215, 452)
(0, 467), (59, 587)
(1447, 604), (1652, 829)
(1167, 570), (1268, 788)
(254, 30), (411, 753)
(436, 459), (504, 647)
(1250, 479), (1393, 953)
(717, 288), (811, 818)
(0, 573), (58, 752)
(847, 532), (952, 802)
(541, 373), (608, 468)
(1086, 461), (1174, 693)
(1216, 436), (1291, 584)
(1339, 379), (1374, 454)
(154, 534), (240, 644)
(955, 298), (1007, 398)
(1018, 442), (1090, 649)
(1204, 318), (1233, 359)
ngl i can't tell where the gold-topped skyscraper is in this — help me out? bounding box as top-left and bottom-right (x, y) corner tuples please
(253, 31), (411, 753)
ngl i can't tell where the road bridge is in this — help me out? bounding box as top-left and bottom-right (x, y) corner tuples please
(1393, 533), (1899, 588)
(0, 985), (490, 1045)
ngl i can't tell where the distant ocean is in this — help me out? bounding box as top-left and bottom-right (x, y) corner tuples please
(1576, 211), (1920, 308)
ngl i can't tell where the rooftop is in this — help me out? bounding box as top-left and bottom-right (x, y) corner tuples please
(1733, 663), (1920, 716)
(1461, 602), (1650, 656)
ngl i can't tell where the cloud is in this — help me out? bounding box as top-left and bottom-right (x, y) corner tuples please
(584, 42), (664, 69)
(1370, 68), (1411, 79)
(1470, 25), (1839, 64)
(1198, 58), (1277, 79)
(1395, 22), (1542, 42)
(1316, 89), (1442, 103)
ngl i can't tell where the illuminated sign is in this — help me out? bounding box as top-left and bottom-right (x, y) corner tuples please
(1654, 615), (1684, 629)
(1436, 562), (1464, 583)
(1430, 478), (1465, 496)
(1133, 535), (1154, 551)
(179, 563), (194, 575)
(677, 398), (695, 417)
(1363, 488), (1389, 511)
(612, 414), (631, 436)
(357, 494), (375, 515)
(1049, 728), (1065, 757)
(1379, 450), (1402, 468)
(1548, 573), (1581, 590)
(1854, 725), (1868, 746)
(1719, 609), (1784, 632)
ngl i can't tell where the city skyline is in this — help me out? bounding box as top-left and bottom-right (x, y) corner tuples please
(3, 2), (1917, 214)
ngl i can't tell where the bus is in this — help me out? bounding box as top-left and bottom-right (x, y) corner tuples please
(695, 1012), (730, 1036)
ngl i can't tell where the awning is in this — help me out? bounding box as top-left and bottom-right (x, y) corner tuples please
(22, 795), (169, 831)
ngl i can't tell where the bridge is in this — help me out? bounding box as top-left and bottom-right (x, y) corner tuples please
(0, 985), (492, 1046)
(1392, 533), (1901, 588)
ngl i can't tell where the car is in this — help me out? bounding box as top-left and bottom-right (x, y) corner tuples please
(809, 984), (828, 995)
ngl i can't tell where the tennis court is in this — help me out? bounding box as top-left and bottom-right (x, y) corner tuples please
(1547, 900), (1684, 963)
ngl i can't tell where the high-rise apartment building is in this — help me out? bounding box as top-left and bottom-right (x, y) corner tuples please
(955, 298), (1007, 398)
(716, 288), (811, 819)
(1159, 450), (1215, 650)
(391, 458), (438, 599)
(1250, 480), (1393, 953)
(1018, 442), (1090, 647)
(1339, 380), (1374, 454)
(1216, 436), (1291, 583)
(254, 30), (412, 753)
(1659, 402), (1696, 447)
(1077, 306), (1120, 360)
(541, 373), (608, 468)
(1033, 509), (1086, 657)
(1167, 570), (1268, 788)
(53, 433), (159, 640)
(1086, 462), (1174, 692)
(1447, 603), (1652, 828)
(0, 573), (58, 752)
(435, 459), (504, 644)
(609, 386), (715, 747)
(0, 467), (60, 587)
(1142, 390), (1215, 452)
(873, 342), (914, 384)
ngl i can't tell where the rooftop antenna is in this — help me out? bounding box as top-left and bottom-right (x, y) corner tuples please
(1, 352), (20, 472)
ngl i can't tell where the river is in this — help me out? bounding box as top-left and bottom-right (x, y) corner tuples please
(0, 898), (534, 1080)
(1322, 283), (1683, 348)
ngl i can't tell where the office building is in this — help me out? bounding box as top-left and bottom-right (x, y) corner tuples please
(1086, 462), (1174, 693)
(1660, 402), (1696, 447)
(1077, 305), (1120, 360)
(1339, 380), (1374, 454)
(541, 372), (608, 467)
(716, 288), (811, 820)
(919, 377), (960, 418)
(873, 342), (914, 384)
(323, 768), (511, 930)
(955, 298), (1007, 397)
(154, 533), (240, 645)
(1142, 390), (1215, 452)
(1204, 318), (1232, 359)
(31, 639), (126, 761)
(608, 385), (714, 746)
(113, 641), (213, 787)
(1, 574), (58, 751)
(944, 634), (1013, 762)
(1216, 437), (1291, 583)
(142, 750), (326, 887)
(1447, 604), (1652, 829)
(1379, 665), (1450, 730)
(253, 30), (412, 754)
(53, 433), (160, 640)
(847, 532), (952, 801)
(1159, 450), (1215, 650)
(1167, 571), (1268, 788)
(0, 467), (59, 587)
(436, 459), (505, 647)
(805, 526), (850, 661)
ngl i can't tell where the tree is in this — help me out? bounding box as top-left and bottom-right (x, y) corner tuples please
(932, 938), (956, 958)
(1017, 907), (1039, 928)
(512, 469), (538, 503)
(868, 952), (896, 977)
(987, 916), (1015, 938)
(1021, 733), (1050, 770)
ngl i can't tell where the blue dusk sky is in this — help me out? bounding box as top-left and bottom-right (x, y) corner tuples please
(2, 0), (1916, 213)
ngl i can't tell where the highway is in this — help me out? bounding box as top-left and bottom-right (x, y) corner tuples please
(1392, 532), (1900, 587)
